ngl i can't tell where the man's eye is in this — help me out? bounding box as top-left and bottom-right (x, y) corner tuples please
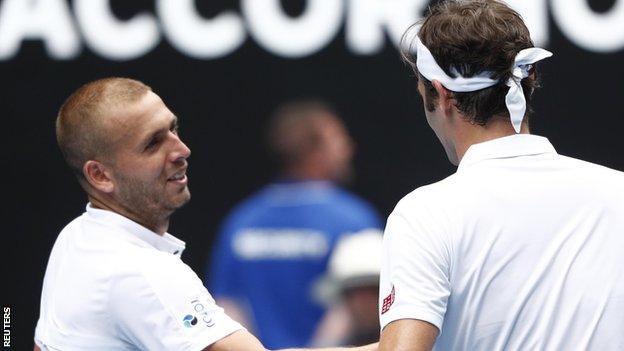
(171, 125), (179, 135)
(145, 138), (159, 151)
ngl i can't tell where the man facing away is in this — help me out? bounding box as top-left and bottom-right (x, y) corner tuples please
(34, 77), (376, 351)
(208, 101), (382, 349)
(378, 1), (624, 350)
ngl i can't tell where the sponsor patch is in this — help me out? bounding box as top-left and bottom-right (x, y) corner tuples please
(381, 285), (395, 314)
(185, 298), (216, 328)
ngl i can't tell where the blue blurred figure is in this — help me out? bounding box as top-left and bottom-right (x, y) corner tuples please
(206, 100), (382, 349)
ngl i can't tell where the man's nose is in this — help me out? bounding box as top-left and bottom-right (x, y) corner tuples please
(169, 133), (191, 163)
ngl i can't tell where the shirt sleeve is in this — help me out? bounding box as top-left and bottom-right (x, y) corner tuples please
(110, 254), (243, 351)
(379, 204), (452, 332)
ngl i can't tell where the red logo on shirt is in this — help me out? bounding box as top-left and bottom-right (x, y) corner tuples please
(381, 285), (395, 314)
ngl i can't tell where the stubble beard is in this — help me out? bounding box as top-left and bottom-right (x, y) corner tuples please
(116, 173), (190, 230)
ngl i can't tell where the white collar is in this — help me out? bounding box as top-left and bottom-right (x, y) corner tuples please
(85, 204), (186, 256)
(458, 134), (557, 171)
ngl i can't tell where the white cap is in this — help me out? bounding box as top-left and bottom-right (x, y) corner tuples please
(313, 229), (383, 305)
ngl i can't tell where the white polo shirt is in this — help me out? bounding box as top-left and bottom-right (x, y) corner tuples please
(379, 134), (624, 350)
(35, 204), (242, 351)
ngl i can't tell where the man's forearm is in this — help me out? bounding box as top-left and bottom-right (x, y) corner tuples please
(379, 319), (437, 351)
(281, 343), (378, 351)
(207, 328), (377, 351)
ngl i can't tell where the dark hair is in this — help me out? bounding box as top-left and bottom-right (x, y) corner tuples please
(402, 0), (541, 125)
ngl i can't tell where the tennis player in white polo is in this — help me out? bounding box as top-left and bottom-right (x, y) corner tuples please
(378, 1), (624, 350)
(34, 78), (377, 351)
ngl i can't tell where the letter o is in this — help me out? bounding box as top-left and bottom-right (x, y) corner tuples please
(242, 0), (343, 58)
(551, 0), (624, 52)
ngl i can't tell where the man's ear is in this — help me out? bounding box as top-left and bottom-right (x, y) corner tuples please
(83, 160), (114, 193)
(528, 70), (537, 96)
(431, 80), (455, 115)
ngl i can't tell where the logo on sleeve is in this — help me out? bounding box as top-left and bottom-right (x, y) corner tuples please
(183, 315), (198, 328)
(186, 298), (216, 328)
(381, 285), (395, 315)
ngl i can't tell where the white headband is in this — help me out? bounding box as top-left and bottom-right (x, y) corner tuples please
(415, 35), (553, 133)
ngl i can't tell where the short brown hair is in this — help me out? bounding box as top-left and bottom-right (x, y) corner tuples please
(267, 100), (340, 169)
(56, 77), (151, 178)
(402, 0), (540, 125)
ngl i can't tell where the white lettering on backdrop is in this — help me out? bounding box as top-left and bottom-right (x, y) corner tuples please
(0, 0), (621, 60)
(157, 0), (246, 59)
(243, 0), (343, 58)
(74, 0), (159, 60)
(0, 0), (79, 59)
(551, 0), (624, 52)
(346, 0), (428, 54)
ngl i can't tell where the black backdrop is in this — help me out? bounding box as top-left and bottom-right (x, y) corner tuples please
(2, 0), (623, 349)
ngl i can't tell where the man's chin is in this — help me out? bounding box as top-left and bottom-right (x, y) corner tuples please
(176, 190), (192, 208)
(164, 189), (191, 212)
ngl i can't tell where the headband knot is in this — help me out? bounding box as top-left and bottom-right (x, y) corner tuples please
(415, 35), (553, 133)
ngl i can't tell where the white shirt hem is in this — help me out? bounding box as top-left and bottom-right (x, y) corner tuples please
(380, 307), (443, 332)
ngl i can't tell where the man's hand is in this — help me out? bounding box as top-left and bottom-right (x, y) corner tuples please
(205, 330), (265, 351)
(379, 319), (438, 351)
(206, 329), (378, 351)
(282, 341), (379, 351)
